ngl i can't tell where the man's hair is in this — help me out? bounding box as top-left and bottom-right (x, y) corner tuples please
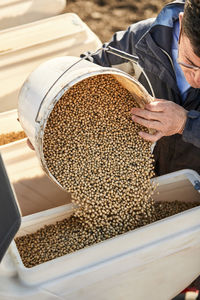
(182, 0), (200, 56)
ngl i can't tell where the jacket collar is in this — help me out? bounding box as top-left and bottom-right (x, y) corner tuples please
(136, 1), (184, 54)
(135, 1), (185, 91)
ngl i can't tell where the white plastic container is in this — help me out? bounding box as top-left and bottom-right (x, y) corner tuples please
(0, 169), (200, 300)
(0, 109), (23, 134)
(0, 13), (101, 112)
(0, 139), (72, 216)
(18, 56), (153, 189)
(0, 0), (66, 30)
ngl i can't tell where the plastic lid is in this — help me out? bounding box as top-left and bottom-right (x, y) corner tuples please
(0, 153), (21, 262)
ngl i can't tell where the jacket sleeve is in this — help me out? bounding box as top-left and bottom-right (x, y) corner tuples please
(182, 110), (200, 148)
(81, 18), (154, 74)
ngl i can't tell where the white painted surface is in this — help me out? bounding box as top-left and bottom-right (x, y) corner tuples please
(0, 13), (102, 112)
(0, 139), (72, 216)
(0, 0), (66, 30)
(0, 170), (199, 299)
(0, 109), (23, 134)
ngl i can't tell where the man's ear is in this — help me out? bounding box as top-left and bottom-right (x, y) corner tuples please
(178, 12), (184, 44)
(179, 12), (184, 27)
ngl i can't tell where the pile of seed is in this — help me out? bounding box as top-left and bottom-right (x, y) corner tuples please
(43, 74), (156, 228)
(0, 131), (26, 146)
(15, 74), (171, 267)
(15, 200), (199, 268)
(154, 200), (199, 221)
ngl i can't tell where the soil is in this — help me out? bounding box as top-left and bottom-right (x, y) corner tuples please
(64, 0), (171, 43)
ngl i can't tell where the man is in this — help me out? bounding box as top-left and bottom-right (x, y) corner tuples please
(82, 0), (200, 176)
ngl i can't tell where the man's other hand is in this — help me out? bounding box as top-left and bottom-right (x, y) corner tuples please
(131, 99), (188, 142)
(27, 138), (35, 150)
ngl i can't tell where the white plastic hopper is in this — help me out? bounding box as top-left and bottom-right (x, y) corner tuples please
(0, 0), (66, 30)
(0, 109), (23, 135)
(0, 13), (102, 112)
(0, 144), (199, 300)
(0, 139), (72, 216)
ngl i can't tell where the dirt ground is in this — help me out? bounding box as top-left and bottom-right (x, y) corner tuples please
(64, 0), (171, 43)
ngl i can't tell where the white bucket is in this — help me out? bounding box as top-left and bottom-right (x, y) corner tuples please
(18, 56), (153, 189)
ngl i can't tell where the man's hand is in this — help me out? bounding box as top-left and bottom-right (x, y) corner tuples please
(27, 138), (35, 150)
(131, 99), (188, 142)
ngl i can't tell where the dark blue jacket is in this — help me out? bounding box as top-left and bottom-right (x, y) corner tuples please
(83, 0), (200, 175)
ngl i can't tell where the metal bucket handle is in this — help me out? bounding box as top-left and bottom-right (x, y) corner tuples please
(105, 46), (155, 98)
(35, 56), (85, 123)
(35, 46), (155, 123)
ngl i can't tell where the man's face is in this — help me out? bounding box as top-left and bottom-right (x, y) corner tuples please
(178, 13), (200, 88)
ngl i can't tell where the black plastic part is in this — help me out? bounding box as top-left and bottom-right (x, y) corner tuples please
(0, 153), (21, 262)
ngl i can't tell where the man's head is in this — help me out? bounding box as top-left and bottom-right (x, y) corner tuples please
(178, 0), (200, 88)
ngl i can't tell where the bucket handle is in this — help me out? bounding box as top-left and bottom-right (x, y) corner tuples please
(105, 46), (155, 98)
(35, 56), (86, 123)
(35, 47), (155, 123)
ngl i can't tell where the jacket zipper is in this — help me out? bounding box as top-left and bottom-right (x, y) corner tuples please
(159, 47), (176, 76)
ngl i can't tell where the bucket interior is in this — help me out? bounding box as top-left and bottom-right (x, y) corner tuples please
(112, 74), (152, 108)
